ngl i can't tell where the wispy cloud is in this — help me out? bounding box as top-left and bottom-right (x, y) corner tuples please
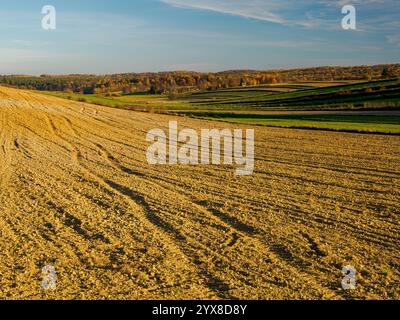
(160, 0), (294, 25)
(160, 0), (397, 30)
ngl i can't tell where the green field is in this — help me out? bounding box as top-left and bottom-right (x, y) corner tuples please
(184, 79), (400, 110)
(38, 91), (190, 111)
(35, 79), (400, 134)
(185, 113), (400, 134)
(38, 91), (134, 108)
(174, 79), (400, 134)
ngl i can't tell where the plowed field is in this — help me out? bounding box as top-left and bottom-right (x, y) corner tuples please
(0, 86), (399, 299)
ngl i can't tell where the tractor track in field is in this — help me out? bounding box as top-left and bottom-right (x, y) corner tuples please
(0, 85), (399, 299)
(0, 114), (13, 196)
(59, 115), (335, 299)
(44, 114), (238, 298)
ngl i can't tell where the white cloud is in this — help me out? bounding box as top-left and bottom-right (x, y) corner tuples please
(160, 0), (295, 25)
(160, 0), (397, 30)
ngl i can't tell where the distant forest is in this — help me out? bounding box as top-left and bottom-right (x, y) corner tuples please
(1, 64), (399, 95)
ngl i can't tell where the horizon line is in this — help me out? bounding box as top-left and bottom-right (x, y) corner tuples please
(1, 62), (400, 77)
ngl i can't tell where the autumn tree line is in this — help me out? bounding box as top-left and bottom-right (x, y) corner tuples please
(1, 64), (399, 95)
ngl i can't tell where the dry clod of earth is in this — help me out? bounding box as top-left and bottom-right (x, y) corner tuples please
(0, 86), (399, 299)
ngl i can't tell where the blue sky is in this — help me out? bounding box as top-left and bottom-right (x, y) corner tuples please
(1, 0), (399, 74)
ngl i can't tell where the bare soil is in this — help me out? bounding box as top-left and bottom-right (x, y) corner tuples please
(0, 86), (399, 299)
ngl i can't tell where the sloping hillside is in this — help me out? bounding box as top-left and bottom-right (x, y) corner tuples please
(0, 86), (399, 299)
